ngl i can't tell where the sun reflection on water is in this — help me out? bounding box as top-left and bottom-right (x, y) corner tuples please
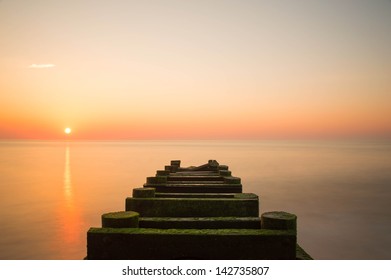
(64, 144), (72, 201)
(60, 143), (82, 254)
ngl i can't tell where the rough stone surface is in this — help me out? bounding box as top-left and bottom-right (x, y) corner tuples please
(156, 170), (170, 176)
(218, 165), (229, 170)
(139, 217), (262, 229)
(155, 193), (236, 198)
(219, 170), (232, 176)
(102, 211), (139, 228)
(171, 160), (181, 166)
(168, 175), (224, 182)
(132, 187), (155, 198)
(224, 177), (241, 184)
(146, 176), (168, 184)
(144, 183), (242, 193)
(87, 227), (296, 260)
(126, 196), (259, 217)
(261, 211), (297, 231)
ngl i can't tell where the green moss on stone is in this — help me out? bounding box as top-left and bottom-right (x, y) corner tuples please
(126, 196), (259, 217)
(219, 170), (232, 176)
(102, 211), (139, 228)
(234, 193), (258, 199)
(133, 187), (155, 198)
(261, 211), (297, 231)
(156, 170), (170, 176)
(224, 177), (241, 184)
(88, 227), (296, 236)
(139, 216), (262, 229)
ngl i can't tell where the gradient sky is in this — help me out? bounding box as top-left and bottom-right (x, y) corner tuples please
(1, 0), (390, 140)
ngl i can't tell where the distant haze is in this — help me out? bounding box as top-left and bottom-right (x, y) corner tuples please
(1, 0), (390, 140)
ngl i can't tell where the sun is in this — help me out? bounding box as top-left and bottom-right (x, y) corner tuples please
(64, 127), (72, 134)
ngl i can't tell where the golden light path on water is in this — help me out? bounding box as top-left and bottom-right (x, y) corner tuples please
(64, 145), (72, 199)
(60, 143), (82, 250)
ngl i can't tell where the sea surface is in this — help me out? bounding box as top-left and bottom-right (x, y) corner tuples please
(0, 140), (390, 260)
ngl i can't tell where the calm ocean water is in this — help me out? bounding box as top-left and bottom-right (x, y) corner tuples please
(0, 140), (390, 260)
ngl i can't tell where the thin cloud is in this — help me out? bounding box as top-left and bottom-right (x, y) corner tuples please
(28, 64), (56, 69)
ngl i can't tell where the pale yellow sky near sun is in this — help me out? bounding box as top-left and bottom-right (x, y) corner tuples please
(0, 0), (390, 139)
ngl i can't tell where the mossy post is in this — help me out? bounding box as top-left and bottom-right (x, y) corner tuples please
(261, 211), (297, 231)
(219, 170), (232, 176)
(171, 160), (181, 167)
(219, 165), (229, 170)
(102, 211), (139, 228)
(156, 170), (170, 176)
(224, 177), (241, 184)
(146, 176), (167, 184)
(171, 160), (181, 172)
(133, 187), (155, 198)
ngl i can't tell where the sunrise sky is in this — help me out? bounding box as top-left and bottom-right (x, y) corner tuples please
(1, 0), (390, 140)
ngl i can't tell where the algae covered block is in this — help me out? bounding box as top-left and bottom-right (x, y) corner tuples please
(133, 187), (155, 198)
(139, 217), (262, 229)
(155, 193), (236, 198)
(125, 195), (259, 217)
(87, 227), (297, 260)
(261, 211), (297, 231)
(147, 183), (243, 193)
(102, 211), (139, 228)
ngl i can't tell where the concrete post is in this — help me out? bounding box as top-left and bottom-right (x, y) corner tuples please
(156, 170), (170, 176)
(133, 187), (155, 198)
(219, 170), (232, 176)
(224, 177), (241, 184)
(102, 211), (139, 228)
(261, 211), (297, 231)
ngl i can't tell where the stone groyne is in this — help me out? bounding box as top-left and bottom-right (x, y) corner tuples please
(87, 160), (312, 260)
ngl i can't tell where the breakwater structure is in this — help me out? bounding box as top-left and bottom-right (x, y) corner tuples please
(86, 160), (312, 259)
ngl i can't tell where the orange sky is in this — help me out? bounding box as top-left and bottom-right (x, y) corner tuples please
(1, 0), (390, 140)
